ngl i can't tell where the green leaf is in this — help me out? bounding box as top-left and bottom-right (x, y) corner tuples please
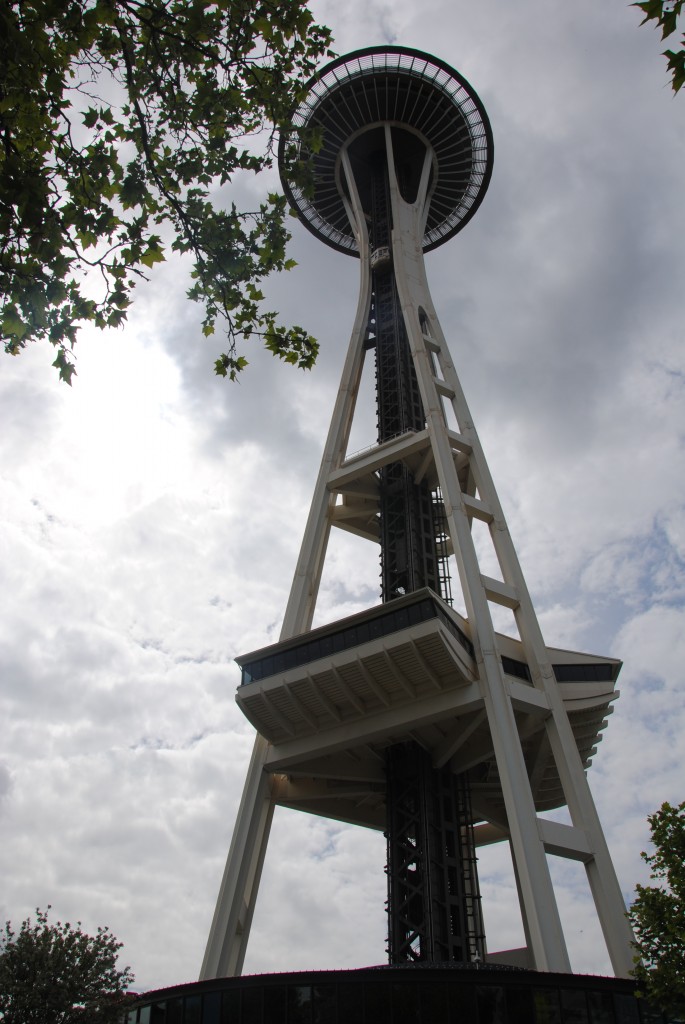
(52, 348), (77, 385)
(2, 312), (29, 341)
(139, 245), (165, 268)
(664, 46), (685, 90)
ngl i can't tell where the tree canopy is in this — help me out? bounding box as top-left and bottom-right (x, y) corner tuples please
(0, 906), (134, 1023)
(629, 800), (685, 1017)
(0, 1), (333, 383)
(634, 0), (685, 93)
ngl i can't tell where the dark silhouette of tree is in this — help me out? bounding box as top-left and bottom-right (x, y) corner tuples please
(0, 906), (135, 1023)
(629, 800), (685, 1018)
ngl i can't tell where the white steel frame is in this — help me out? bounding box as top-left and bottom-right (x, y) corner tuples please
(201, 125), (634, 981)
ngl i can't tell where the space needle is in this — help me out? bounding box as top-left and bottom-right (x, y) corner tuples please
(131, 46), (648, 1024)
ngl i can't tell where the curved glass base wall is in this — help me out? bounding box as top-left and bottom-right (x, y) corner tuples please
(128, 965), (676, 1024)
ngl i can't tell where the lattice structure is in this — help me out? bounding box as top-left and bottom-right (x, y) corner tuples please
(386, 745), (485, 964)
(200, 47), (634, 984)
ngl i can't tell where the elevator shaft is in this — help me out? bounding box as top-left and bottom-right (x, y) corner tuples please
(366, 151), (485, 964)
(386, 745), (484, 963)
(370, 157), (440, 602)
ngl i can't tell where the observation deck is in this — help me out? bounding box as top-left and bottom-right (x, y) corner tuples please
(235, 590), (620, 832)
(278, 46), (494, 254)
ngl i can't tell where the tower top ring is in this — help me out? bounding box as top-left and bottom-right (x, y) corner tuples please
(278, 46), (494, 256)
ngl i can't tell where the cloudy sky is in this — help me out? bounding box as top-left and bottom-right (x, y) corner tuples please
(1, 0), (684, 995)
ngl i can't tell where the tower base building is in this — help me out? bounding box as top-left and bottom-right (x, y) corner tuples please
(129, 46), (664, 1024)
(130, 964), (649, 1024)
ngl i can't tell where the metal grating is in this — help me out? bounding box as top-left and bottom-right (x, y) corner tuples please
(278, 47), (493, 254)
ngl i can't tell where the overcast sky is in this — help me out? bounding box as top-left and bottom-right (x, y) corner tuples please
(1, 0), (684, 995)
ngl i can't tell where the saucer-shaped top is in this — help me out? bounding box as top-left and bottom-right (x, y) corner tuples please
(278, 46), (494, 255)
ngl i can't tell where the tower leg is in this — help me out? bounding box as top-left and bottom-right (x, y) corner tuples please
(379, 127), (633, 975)
(379, 131), (572, 974)
(201, 192), (374, 980)
(543, 708), (635, 976)
(200, 736), (275, 979)
(280, 243), (372, 636)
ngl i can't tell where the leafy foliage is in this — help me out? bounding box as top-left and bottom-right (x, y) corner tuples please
(0, 1), (333, 383)
(0, 906), (134, 1023)
(629, 800), (685, 1017)
(634, 1), (685, 93)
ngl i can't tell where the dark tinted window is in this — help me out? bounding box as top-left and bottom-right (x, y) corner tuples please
(365, 980), (392, 1024)
(370, 617), (384, 639)
(240, 594), (453, 684)
(502, 656), (531, 681)
(166, 998), (183, 1024)
(534, 988), (562, 1024)
(242, 987), (262, 1024)
(562, 989), (589, 1024)
(614, 993), (641, 1024)
(507, 986), (535, 1024)
(338, 982), (363, 1022)
(185, 995), (202, 1024)
(477, 985), (506, 1024)
(288, 984), (313, 1024)
(553, 664), (613, 683)
(202, 991), (221, 1024)
(221, 988), (241, 1023)
(395, 608), (410, 631)
(588, 991), (615, 1024)
(312, 984), (337, 1024)
(448, 979), (478, 1022)
(419, 979), (448, 1022)
(392, 980), (421, 1023)
(264, 986), (286, 1021)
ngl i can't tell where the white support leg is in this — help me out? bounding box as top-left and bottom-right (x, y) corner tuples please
(281, 152), (373, 638)
(200, 735), (275, 979)
(201, 158), (375, 980)
(382, 126), (633, 974)
(543, 708), (635, 976)
(422, 255), (634, 973)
